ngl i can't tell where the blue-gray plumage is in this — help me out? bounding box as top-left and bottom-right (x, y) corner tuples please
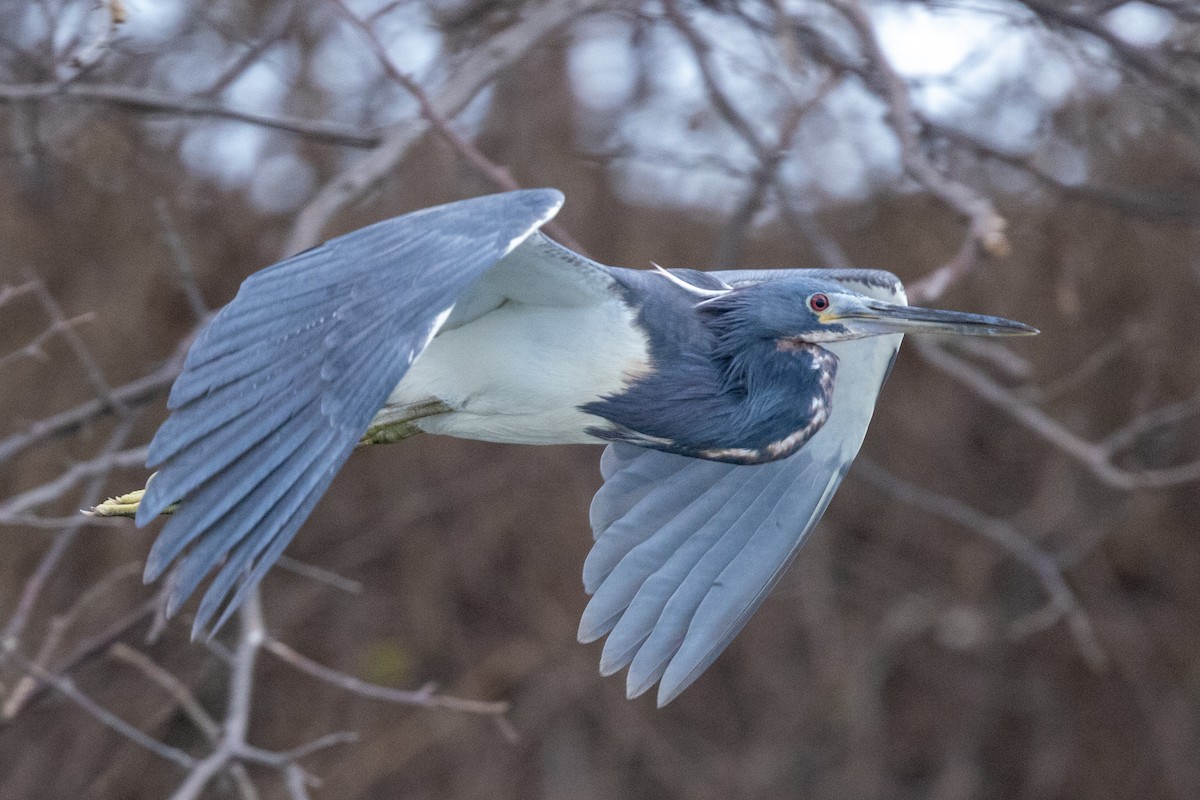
(122, 189), (1036, 706)
(583, 273), (843, 464)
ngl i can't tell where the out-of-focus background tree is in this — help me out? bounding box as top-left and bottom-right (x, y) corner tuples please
(2, 0), (1199, 797)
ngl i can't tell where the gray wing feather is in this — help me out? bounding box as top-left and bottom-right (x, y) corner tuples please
(138, 189), (564, 634)
(582, 443), (848, 705)
(577, 268), (904, 704)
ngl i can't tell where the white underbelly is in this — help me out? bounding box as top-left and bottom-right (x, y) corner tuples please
(385, 300), (651, 445)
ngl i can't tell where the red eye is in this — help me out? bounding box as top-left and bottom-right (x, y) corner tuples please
(808, 293), (830, 312)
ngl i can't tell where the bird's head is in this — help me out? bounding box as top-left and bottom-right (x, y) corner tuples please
(699, 277), (1037, 348)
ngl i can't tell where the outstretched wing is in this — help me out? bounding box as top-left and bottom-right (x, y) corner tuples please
(138, 189), (564, 634)
(578, 269), (904, 706)
(579, 442), (849, 706)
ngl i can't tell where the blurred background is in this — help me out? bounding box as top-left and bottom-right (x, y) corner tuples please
(1, 0), (1199, 798)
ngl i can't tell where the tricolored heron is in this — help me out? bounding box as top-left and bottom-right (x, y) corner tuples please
(93, 189), (1035, 706)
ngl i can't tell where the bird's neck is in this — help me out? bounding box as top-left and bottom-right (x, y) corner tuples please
(580, 335), (838, 466)
(704, 337), (838, 460)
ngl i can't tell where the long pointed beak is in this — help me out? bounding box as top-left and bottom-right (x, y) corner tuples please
(839, 299), (1038, 337)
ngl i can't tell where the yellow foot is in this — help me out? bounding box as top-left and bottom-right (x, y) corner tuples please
(359, 398), (450, 447)
(86, 488), (177, 518)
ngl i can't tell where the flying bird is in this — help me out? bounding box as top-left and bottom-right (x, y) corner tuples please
(93, 189), (1036, 706)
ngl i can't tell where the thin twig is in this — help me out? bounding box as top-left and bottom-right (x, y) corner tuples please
(154, 199), (209, 322)
(107, 642), (262, 799)
(25, 271), (129, 419)
(263, 637), (510, 717)
(831, 0), (1009, 263)
(664, 1), (840, 268)
(59, 0), (125, 82)
(0, 445), (147, 522)
(276, 556), (363, 595)
(167, 592), (265, 800)
(1017, 0), (1200, 106)
(3, 562), (142, 719)
(0, 418), (136, 666)
(286, 0), (605, 255)
(0, 312), (94, 369)
(199, 2), (296, 97)
(11, 653), (196, 769)
(109, 643), (220, 739)
(0, 82), (381, 147)
(854, 458), (1108, 670)
(0, 330), (193, 466)
(328, 0), (588, 254)
(917, 340), (1200, 489)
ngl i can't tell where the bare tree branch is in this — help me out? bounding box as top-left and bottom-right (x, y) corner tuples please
(831, 0), (1009, 294)
(25, 270), (130, 419)
(0, 418), (136, 667)
(0, 445), (147, 523)
(2, 562), (141, 720)
(286, 0), (606, 255)
(1018, 0), (1200, 107)
(0, 332), (191, 466)
(0, 311), (94, 369)
(11, 653), (196, 769)
(0, 82), (381, 147)
(330, 0), (589, 254)
(853, 458), (1108, 671)
(917, 340), (1200, 489)
(263, 637), (510, 717)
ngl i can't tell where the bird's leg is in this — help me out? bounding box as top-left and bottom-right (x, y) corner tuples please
(85, 399), (453, 519)
(358, 397), (452, 447)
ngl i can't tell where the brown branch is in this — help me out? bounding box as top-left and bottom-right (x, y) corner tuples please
(2, 562), (141, 720)
(0, 82), (381, 148)
(853, 458), (1108, 671)
(934, 122), (1200, 221)
(0, 312), (94, 368)
(0, 281), (37, 307)
(263, 637), (511, 717)
(832, 0), (1008, 258)
(772, 189), (854, 270)
(108, 643), (221, 741)
(1017, 0), (1200, 106)
(275, 556), (363, 595)
(167, 594), (265, 800)
(59, 0), (125, 83)
(0, 329), (192, 466)
(106, 643), (260, 800)
(664, 1), (844, 268)
(905, 231), (979, 304)
(0, 445), (147, 522)
(917, 339), (1200, 490)
(199, 2), (297, 98)
(328, 0), (589, 254)
(11, 653), (196, 769)
(1101, 395), (1200, 455)
(154, 199), (209, 322)
(664, 0), (768, 156)
(0, 588), (167, 716)
(0, 418), (136, 666)
(164, 592), (357, 799)
(25, 271), (129, 419)
(286, 0), (606, 255)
